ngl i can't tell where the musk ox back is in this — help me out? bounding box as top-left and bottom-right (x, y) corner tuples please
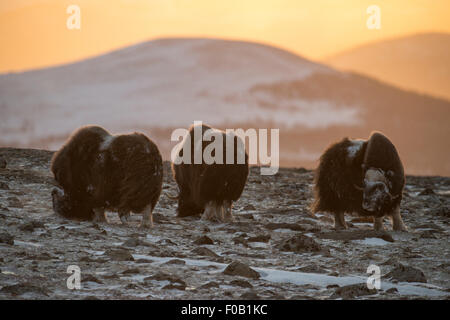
(171, 124), (249, 222)
(312, 131), (407, 231)
(51, 125), (163, 228)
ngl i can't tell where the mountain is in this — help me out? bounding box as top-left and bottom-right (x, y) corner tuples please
(325, 33), (450, 101)
(1, 38), (449, 175)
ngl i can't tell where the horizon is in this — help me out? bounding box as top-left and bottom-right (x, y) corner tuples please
(1, 0), (450, 73)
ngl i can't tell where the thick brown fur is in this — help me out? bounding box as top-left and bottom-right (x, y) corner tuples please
(50, 125), (163, 224)
(171, 124), (249, 219)
(312, 131), (405, 229)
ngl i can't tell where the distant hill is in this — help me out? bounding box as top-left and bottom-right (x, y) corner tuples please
(1, 38), (449, 175)
(325, 33), (450, 101)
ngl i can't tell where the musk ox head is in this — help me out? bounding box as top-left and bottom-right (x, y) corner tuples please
(52, 187), (71, 216)
(355, 168), (398, 213)
(51, 186), (94, 220)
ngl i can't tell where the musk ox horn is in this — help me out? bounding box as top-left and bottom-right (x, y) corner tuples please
(165, 192), (179, 200)
(389, 192), (400, 200)
(354, 184), (364, 191)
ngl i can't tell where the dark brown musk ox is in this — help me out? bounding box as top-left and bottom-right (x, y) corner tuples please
(50, 125), (163, 228)
(171, 123), (249, 222)
(312, 131), (407, 231)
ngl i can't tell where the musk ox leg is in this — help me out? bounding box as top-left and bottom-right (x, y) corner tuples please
(374, 216), (385, 231)
(139, 204), (154, 229)
(201, 201), (216, 221)
(334, 212), (348, 230)
(223, 200), (234, 222)
(119, 210), (130, 225)
(93, 207), (107, 223)
(202, 201), (229, 222)
(391, 206), (407, 231)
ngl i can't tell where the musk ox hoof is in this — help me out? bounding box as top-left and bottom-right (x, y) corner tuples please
(374, 218), (385, 231)
(393, 224), (408, 232)
(334, 224), (348, 231)
(139, 221), (153, 229)
(93, 208), (107, 223)
(120, 213), (130, 225)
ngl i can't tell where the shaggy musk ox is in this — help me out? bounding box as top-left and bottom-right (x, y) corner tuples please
(312, 131), (407, 231)
(171, 124), (249, 222)
(50, 125), (163, 228)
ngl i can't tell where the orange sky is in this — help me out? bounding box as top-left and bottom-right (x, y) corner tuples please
(1, 0), (449, 73)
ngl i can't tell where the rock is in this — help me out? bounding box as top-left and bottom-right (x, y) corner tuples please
(163, 259), (186, 265)
(419, 187), (435, 196)
(331, 283), (377, 299)
(0, 157), (6, 168)
(0, 182), (9, 190)
(289, 295), (317, 300)
(7, 197), (23, 209)
(123, 238), (141, 247)
(200, 281), (220, 289)
(240, 291), (260, 300)
(121, 268), (141, 275)
(386, 287), (398, 294)
(79, 256), (107, 263)
(191, 247), (220, 258)
(326, 284), (340, 289)
(157, 238), (177, 246)
(83, 274), (104, 284)
(381, 257), (399, 266)
(223, 261), (260, 279)
(317, 230), (394, 242)
(230, 279), (253, 288)
(420, 230), (437, 239)
(297, 265), (328, 274)
(242, 204), (256, 211)
(433, 206), (450, 218)
(0, 232), (14, 245)
(248, 234), (271, 243)
(233, 235), (248, 246)
(0, 282), (49, 296)
(277, 234), (322, 253)
(105, 248), (134, 261)
(135, 258), (154, 264)
(265, 222), (305, 231)
(193, 235), (214, 245)
(145, 272), (186, 287)
(163, 283), (186, 290)
(385, 263), (427, 283)
(125, 283), (140, 290)
(19, 220), (45, 232)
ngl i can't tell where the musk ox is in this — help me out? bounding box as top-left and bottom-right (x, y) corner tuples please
(171, 124), (249, 222)
(312, 131), (407, 231)
(50, 125), (163, 228)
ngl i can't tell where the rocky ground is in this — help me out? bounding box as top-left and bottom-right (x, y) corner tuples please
(0, 148), (449, 300)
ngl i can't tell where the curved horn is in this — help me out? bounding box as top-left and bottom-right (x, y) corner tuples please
(389, 193), (400, 200)
(165, 192), (179, 200)
(354, 184), (364, 191)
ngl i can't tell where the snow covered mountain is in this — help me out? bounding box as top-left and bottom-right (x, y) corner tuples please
(1, 38), (449, 175)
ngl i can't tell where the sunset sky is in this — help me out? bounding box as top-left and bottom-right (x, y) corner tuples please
(1, 0), (449, 73)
